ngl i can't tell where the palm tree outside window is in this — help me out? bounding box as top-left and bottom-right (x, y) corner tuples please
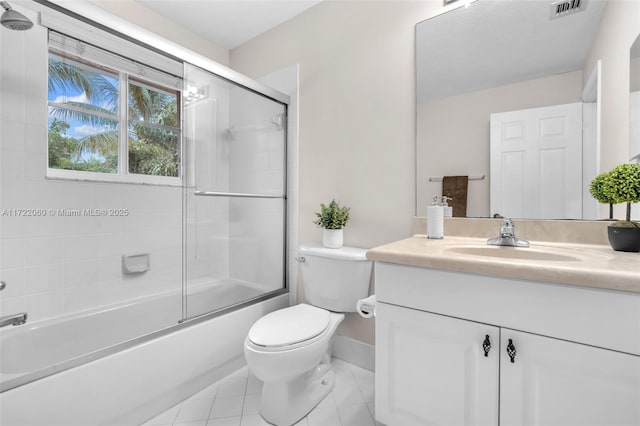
(47, 33), (181, 182)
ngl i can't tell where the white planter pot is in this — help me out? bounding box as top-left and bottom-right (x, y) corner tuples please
(322, 229), (344, 249)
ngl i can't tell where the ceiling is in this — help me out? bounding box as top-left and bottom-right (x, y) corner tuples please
(134, 0), (322, 50)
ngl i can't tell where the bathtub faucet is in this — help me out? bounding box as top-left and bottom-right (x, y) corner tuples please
(0, 312), (27, 327)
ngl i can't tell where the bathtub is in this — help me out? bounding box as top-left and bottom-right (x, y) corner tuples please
(0, 284), (288, 426)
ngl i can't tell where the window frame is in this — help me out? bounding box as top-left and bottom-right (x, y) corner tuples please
(46, 39), (183, 186)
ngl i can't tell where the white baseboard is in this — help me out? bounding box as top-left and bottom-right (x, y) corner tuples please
(332, 335), (375, 372)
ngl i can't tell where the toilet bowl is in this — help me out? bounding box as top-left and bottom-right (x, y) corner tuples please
(244, 304), (344, 426)
(244, 244), (372, 426)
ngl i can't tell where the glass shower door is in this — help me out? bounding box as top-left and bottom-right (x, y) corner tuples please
(182, 63), (287, 320)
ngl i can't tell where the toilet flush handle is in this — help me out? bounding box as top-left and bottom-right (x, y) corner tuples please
(295, 256), (305, 263)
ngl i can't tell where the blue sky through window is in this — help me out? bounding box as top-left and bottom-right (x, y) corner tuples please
(48, 50), (181, 177)
(47, 65), (119, 139)
(48, 54), (120, 163)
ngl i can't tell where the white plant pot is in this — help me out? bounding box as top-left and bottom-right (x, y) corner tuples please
(322, 229), (343, 249)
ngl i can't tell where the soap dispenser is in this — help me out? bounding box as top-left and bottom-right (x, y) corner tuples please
(427, 195), (444, 239)
(441, 196), (453, 218)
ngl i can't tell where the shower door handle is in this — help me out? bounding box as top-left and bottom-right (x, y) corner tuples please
(0, 281), (5, 291)
(194, 191), (285, 199)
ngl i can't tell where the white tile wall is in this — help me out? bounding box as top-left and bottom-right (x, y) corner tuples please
(0, 9), (183, 323)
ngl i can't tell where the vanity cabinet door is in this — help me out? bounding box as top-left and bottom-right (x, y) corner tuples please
(376, 302), (499, 426)
(500, 329), (640, 426)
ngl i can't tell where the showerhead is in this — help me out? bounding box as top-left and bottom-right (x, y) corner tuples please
(1, 1), (33, 31)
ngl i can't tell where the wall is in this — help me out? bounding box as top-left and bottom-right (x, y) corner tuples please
(632, 56), (640, 92)
(87, 0), (229, 66)
(417, 71), (583, 217)
(230, 1), (442, 345)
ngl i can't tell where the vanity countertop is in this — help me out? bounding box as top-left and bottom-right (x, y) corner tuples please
(366, 236), (640, 294)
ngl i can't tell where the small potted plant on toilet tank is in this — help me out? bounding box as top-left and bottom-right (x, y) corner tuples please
(313, 199), (350, 248)
(591, 163), (640, 252)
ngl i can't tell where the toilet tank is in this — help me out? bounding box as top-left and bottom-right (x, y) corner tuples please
(298, 244), (372, 313)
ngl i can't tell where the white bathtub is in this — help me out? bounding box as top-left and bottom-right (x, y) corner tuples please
(0, 285), (288, 426)
(1, 281), (264, 381)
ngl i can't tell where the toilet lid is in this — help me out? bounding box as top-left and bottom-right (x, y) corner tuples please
(248, 304), (330, 347)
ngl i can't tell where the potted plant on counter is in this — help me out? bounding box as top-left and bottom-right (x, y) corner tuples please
(589, 172), (616, 220)
(313, 199), (350, 248)
(591, 164), (640, 252)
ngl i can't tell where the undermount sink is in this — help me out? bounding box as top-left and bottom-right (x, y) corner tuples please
(447, 246), (581, 262)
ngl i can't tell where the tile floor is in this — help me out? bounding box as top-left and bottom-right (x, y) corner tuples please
(140, 358), (378, 426)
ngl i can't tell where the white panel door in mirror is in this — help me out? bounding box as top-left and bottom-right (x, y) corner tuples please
(490, 103), (582, 219)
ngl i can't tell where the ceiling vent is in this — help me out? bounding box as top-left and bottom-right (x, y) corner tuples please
(550, 0), (587, 19)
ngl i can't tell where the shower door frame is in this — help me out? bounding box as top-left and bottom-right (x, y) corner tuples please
(180, 71), (290, 321)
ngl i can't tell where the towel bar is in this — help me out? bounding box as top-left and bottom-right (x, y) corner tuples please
(428, 174), (485, 182)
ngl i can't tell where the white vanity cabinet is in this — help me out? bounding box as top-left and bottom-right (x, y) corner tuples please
(375, 262), (640, 426)
(499, 329), (640, 426)
(376, 302), (499, 426)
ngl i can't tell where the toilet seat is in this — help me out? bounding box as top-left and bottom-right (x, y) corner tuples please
(248, 304), (330, 349)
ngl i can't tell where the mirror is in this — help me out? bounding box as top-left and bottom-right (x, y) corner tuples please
(416, 0), (637, 219)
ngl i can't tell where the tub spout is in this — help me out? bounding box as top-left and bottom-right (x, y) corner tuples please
(0, 312), (27, 327)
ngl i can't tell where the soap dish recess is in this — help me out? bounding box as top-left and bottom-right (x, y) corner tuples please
(122, 253), (150, 274)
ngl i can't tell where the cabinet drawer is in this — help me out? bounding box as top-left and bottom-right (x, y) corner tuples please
(375, 262), (640, 355)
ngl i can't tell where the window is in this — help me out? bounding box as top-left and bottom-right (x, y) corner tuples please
(47, 31), (182, 184)
(127, 79), (180, 177)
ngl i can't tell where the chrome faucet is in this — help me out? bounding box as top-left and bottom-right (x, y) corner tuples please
(0, 312), (27, 328)
(487, 218), (529, 247)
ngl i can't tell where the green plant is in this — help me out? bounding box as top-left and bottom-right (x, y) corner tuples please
(597, 163), (640, 226)
(313, 199), (350, 230)
(48, 55), (179, 177)
(589, 171), (616, 219)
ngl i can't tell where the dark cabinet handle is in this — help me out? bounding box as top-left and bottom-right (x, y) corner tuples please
(483, 335), (491, 357)
(507, 338), (517, 363)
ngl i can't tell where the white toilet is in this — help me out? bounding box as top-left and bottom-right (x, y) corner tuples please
(244, 244), (372, 426)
